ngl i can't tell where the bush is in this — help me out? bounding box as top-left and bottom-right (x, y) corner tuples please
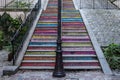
(104, 43), (120, 69)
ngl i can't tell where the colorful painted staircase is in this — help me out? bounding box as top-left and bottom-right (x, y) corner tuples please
(20, 0), (58, 69)
(62, 0), (100, 69)
(20, 0), (101, 70)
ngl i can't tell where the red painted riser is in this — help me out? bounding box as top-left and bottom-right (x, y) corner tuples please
(39, 18), (57, 21)
(28, 47), (56, 50)
(34, 32), (57, 35)
(34, 29), (57, 32)
(62, 23), (85, 27)
(21, 62), (55, 66)
(40, 16), (57, 19)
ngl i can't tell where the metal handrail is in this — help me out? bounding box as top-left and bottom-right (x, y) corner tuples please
(53, 0), (65, 77)
(11, 0), (41, 65)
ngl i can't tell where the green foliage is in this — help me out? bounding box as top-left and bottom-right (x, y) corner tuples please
(0, 30), (4, 48)
(0, 12), (21, 51)
(15, 1), (30, 8)
(0, 12), (12, 35)
(104, 43), (120, 69)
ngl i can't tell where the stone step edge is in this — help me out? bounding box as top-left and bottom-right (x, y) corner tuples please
(20, 66), (101, 69)
(22, 60), (99, 63)
(24, 54), (96, 57)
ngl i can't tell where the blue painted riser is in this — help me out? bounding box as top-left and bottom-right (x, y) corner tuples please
(37, 24), (57, 27)
(64, 57), (97, 60)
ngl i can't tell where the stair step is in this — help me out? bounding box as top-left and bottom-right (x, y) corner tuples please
(21, 62), (55, 66)
(23, 56), (55, 60)
(34, 29), (57, 32)
(62, 42), (92, 46)
(62, 29), (87, 32)
(40, 16), (57, 19)
(62, 36), (89, 39)
(20, 66), (100, 69)
(22, 60), (55, 62)
(27, 47), (56, 51)
(31, 39), (56, 42)
(64, 62), (100, 66)
(62, 48), (94, 51)
(20, 66), (54, 69)
(64, 66), (101, 69)
(37, 24), (57, 27)
(62, 22), (85, 26)
(22, 60), (98, 63)
(63, 51), (96, 55)
(62, 18), (83, 22)
(32, 35), (57, 39)
(26, 51), (56, 55)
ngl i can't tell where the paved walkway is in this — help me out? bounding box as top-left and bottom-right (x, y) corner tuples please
(80, 9), (120, 46)
(0, 70), (119, 80)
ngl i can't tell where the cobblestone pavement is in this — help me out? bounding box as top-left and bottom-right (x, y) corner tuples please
(80, 9), (120, 46)
(0, 70), (119, 80)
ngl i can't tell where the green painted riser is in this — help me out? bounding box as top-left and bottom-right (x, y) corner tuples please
(25, 51), (56, 55)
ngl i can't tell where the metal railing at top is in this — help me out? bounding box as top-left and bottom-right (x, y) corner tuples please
(74, 0), (120, 9)
(11, 0), (41, 65)
(0, 0), (38, 11)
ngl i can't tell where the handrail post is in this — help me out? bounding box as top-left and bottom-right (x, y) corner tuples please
(11, 40), (15, 65)
(53, 0), (65, 77)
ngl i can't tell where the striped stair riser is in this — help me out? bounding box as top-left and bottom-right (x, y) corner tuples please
(27, 47), (56, 51)
(63, 51), (96, 55)
(26, 51), (56, 54)
(21, 62), (55, 66)
(32, 36), (57, 39)
(29, 42), (56, 46)
(40, 16), (57, 19)
(62, 33), (88, 36)
(37, 24), (57, 27)
(25, 51), (96, 55)
(23, 57), (55, 60)
(23, 56), (97, 60)
(64, 62), (100, 66)
(34, 29), (57, 32)
(21, 62), (99, 66)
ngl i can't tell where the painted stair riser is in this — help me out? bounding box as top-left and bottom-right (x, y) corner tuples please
(30, 39), (56, 43)
(34, 29), (57, 32)
(21, 62), (100, 66)
(41, 14), (57, 16)
(62, 26), (85, 29)
(26, 52), (56, 55)
(62, 42), (92, 45)
(33, 33), (57, 36)
(64, 62), (100, 66)
(62, 46), (94, 51)
(63, 57), (97, 60)
(23, 57), (55, 60)
(27, 47), (56, 51)
(32, 36), (57, 39)
(21, 62), (55, 66)
(29, 42), (56, 46)
(40, 16), (57, 19)
(63, 51), (96, 55)
(62, 24), (85, 27)
(23, 56), (97, 60)
(62, 33), (88, 36)
(37, 24), (57, 27)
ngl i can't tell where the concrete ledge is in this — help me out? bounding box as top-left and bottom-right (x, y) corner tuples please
(3, 66), (19, 76)
(79, 9), (113, 75)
